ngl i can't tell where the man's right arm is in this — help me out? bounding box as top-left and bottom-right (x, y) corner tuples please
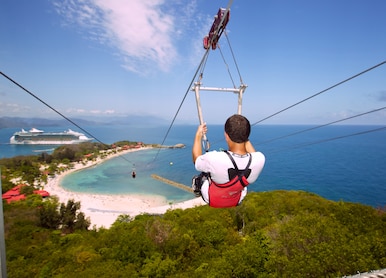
(192, 123), (207, 163)
(245, 140), (256, 153)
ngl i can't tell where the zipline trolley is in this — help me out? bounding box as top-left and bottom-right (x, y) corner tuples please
(192, 4), (247, 152)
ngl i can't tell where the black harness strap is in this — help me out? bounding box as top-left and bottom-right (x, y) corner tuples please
(224, 151), (252, 187)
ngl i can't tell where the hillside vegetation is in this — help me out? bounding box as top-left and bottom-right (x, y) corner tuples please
(3, 190), (386, 277)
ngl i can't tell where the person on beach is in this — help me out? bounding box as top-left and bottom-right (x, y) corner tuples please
(192, 114), (265, 208)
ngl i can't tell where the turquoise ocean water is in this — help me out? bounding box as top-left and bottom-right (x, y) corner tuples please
(1, 124), (385, 207)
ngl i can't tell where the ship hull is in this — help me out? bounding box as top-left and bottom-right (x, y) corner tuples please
(10, 138), (93, 145)
(9, 128), (93, 145)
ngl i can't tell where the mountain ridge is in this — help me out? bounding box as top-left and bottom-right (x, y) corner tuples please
(0, 115), (169, 128)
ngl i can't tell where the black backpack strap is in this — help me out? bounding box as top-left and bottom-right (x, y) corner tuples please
(224, 150), (239, 170)
(224, 151), (252, 171)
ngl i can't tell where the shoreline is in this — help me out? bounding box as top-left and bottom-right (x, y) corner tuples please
(44, 147), (206, 229)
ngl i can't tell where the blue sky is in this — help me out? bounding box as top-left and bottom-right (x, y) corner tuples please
(1, 0), (386, 125)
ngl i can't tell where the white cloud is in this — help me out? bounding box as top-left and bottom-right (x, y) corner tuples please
(90, 109), (116, 115)
(0, 102), (32, 115)
(104, 109), (116, 114)
(65, 107), (117, 115)
(53, 0), (203, 74)
(66, 108), (86, 114)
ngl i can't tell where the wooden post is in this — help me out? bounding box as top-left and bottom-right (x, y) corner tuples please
(0, 168), (8, 278)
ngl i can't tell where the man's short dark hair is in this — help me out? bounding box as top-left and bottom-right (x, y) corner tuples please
(224, 114), (251, 143)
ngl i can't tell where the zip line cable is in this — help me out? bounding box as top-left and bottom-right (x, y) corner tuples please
(151, 1), (237, 161)
(3, 57), (382, 168)
(0, 71), (135, 165)
(145, 121), (386, 168)
(158, 6), (385, 157)
(3, 1), (382, 172)
(199, 49), (210, 81)
(1, 0), (233, 168)
(208, 102), (386, 151)
(150, 49), (211, 164)
(256, 106), (386, 146)
(224, 30), (244, 85)
(251, 60), (386, 126)
(218, 44), (237, 88)
(3, 29), (384, 170)
(0, 72), (94, 138)
(268, 126), (386, 154)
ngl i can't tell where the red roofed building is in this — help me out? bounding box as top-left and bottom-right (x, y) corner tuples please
(2, 185), (50, 204)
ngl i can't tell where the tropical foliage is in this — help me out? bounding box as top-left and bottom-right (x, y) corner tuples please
(3, 190), (386, 277)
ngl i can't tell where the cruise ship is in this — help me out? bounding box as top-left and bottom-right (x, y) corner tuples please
(10, 128), (93, 145)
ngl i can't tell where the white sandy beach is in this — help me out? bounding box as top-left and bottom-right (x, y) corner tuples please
(43, 147), (206, 229)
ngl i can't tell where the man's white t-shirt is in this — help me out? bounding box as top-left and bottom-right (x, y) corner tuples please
(195, 150), (265, 203)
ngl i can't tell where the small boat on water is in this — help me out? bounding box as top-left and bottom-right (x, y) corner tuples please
(10, 128), (93, 145)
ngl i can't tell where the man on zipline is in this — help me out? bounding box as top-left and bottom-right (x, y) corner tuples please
(192, 114), (265, 208)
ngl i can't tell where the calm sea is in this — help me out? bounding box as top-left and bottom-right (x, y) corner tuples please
(1, 124), (385, 208)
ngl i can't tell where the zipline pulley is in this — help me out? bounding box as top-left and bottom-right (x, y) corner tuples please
(191, 1), (246, 153)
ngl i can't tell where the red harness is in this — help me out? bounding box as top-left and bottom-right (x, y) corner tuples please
(208, 151), (252, 208)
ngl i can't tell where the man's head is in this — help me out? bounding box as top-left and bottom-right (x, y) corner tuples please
(224, 114), (251, 143)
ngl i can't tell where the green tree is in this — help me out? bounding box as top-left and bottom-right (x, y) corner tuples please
(140, 253), (177, 277)
(115, 214), (133, 223)
(74, 211), (91, 231)
(19, 184), (35, 195)
(59, 199), (90, 233)
(38, 197), (61, 229)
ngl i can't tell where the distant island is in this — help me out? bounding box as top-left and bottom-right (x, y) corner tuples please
(157, 143), (185, 149)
